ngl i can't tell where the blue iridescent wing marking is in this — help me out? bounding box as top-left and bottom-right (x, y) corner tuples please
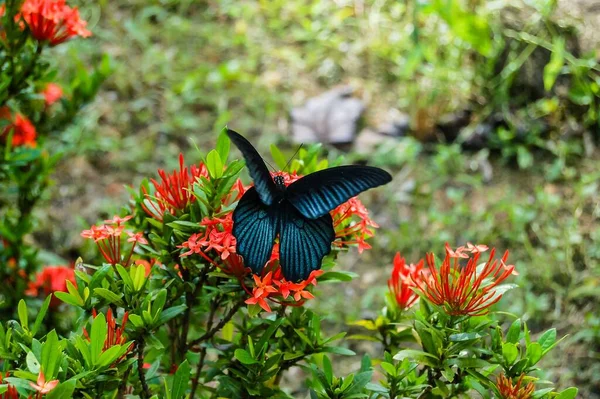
(285, 165), (392, 219)
(227, 129), (277, 205)
(278, 201), (335, 282)
(232, 187), (279, 274)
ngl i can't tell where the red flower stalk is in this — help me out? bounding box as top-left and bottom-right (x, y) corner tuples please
(413, 243), (517, 316)
(80, 215), (147, 267)
(496, 373), (535, 399)
(42, 83), (63, 105)
(19, 0), (91, 46)
(0, 107), (37, 147)
(84, 309), (134, 363)
(388, 253), (427, 310)
(142, 154), (209, 221)
(26, 265), (76, 308)
(0, 372), (18, 399)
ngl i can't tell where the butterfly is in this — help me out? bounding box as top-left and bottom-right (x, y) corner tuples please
(227, 129), (392, 282)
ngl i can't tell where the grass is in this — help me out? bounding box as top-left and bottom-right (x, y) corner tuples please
(36, 0), (600, 395)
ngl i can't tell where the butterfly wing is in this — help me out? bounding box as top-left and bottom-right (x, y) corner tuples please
(227, 129), (278, 205)
(232, 187), (279, 274)
(278, 201), (335, 282)
(286, 165), (392, 219)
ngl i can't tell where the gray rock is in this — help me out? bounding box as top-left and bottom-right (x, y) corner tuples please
(377, 109), (410, 137)
(290, 86), (365, 144)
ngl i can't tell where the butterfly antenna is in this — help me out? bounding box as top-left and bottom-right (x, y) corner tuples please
(263, 157), (277, 172)
(283, 144), (303, 173)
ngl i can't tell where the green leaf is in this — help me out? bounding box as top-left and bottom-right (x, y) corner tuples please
(502, 343), (519, 365)
(526, 342), (542, 366)
(97, 345), (123, 368)
(543, 37), (565, 91)
(444, 358), (490, 369)
(32, 295), (52, 336)
(116, 264), (134, 290)
(323, 355), (333, 385)
(26, 351), (40, 374)
(171, 360), (191, 399)
(46, 379), (76, 399)
(93, 288), (124, 306)
(555, 387), (578, 399)
(380, 362), (396, 377)
(18, 300), (28, 330)
(54, 292), (82, 307)
(538, 328), (556, 352)
(216, 128), (230, 163)
(234, 349), (257, 365)
(506, 319), (521, 344)
(448, 332), (482, 342)
(394, 349), (439, 368)
(41, 330), (60, 379)
(155, 305), (187, 326)
(206, 150), (224, 179)
(322, 346), (356, 356)
(90, 313), (107, 366)
(270, 144), (287, 170)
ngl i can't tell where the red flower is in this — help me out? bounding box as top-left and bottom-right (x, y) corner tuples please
(496, 373), (535, 399)
(0, 372), (18, 399)
(26, 265), (76, 308)
(413, 243), (517, 316)
(142, 154), (209, 221)
(179, 214), (237, 262)
(332, 197), (378, 253)
(388, 253), (426, 310)
(80, 216), (146, 267)
(29, 371), (59, 395)
(245, 272), (278, 312)
(0, 108), (37, 147)
(42, 83), (63, 105)
(220, 254), (250, 279)
(19, 0), (91, 46)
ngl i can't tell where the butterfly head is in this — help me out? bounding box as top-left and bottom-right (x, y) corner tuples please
(273, 174), (286, 190)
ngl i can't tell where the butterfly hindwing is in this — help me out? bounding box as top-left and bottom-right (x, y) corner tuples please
(232, 187), (279, 274)
(278, 201), (335, 282)
(227, 129), (277, 205)
(286, 165), (392, 219)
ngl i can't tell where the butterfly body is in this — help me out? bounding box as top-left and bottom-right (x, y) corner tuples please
(227, 129), (391, 281)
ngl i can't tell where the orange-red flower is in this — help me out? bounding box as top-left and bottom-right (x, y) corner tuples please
(29, 371), (58, 395)
(42, 83), (63, 105)
(0, 107), (37, 147)
(20, 0), (91, 46)
(388, 253), (426, 310)
(413, 243), (517, 316)
(0, 372), (18, 399)
(81, 215), (146, 266)
(142, 154), (209, 221)
(245, 272), (279, 312)
(496, 373), (535, 399)
(26, 265), (76, 308)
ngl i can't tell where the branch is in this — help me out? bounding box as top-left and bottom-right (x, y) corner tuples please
(185, 299), (244, 352)
(136, 337), (151, 398)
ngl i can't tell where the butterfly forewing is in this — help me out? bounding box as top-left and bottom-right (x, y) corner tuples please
(232, 187), (279, 273)
(285, 165), (392, 219)
(227, 129), (278, 205)
(278, 201), (335, 282)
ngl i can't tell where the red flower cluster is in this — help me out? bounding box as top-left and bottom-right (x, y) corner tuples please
(0, 372), (18, 399)
(332, 197), (378, 253)
(0, 107), (37, 147)
(388, 253), (427, 310)
(84, 309), (134, 363)
(19, 0), (91, 46)
(142, 154), (210, 221)
(42, 83), (63, 105)
(81, 215), (147, 267)
(245, 269), (324, 312)
(180, 214), (236, 261)
(496, 373), (535, 399)
(26, 265), (76, 308)
(413, 243), (517, 316)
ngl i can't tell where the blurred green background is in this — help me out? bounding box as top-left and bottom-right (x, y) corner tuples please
(41, 0), (599, 396)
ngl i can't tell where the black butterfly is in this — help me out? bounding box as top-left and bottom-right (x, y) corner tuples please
(227, 129), (392, 282)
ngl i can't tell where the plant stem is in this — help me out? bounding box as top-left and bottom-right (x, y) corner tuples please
(117, 365), (132, 398)
(185, 298), (243, 351)
(136, 337), (151, 398)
